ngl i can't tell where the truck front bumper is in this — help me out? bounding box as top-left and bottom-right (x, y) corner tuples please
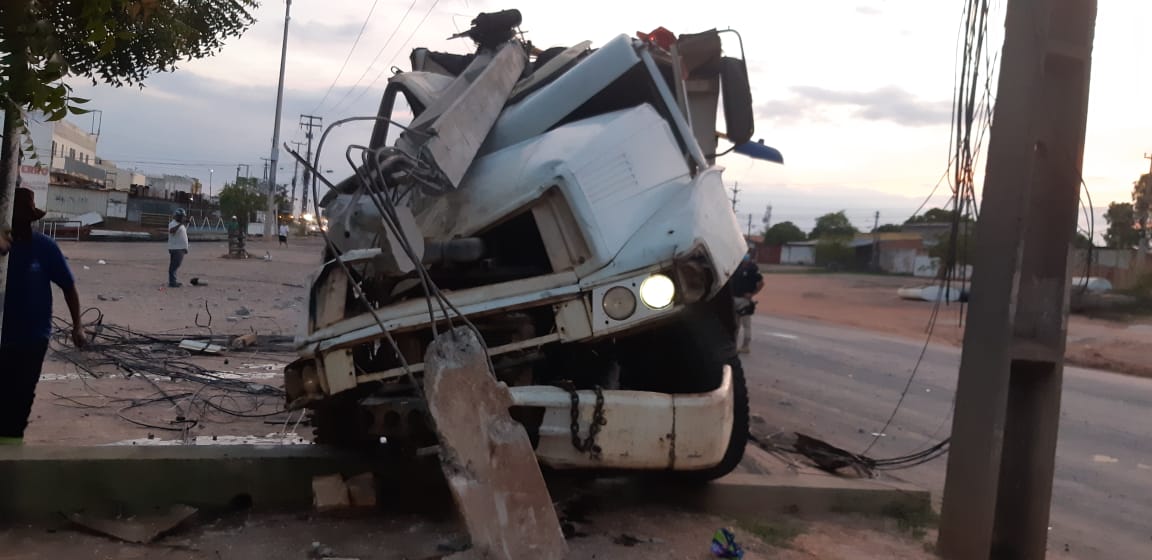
(509, 366), (734, 471)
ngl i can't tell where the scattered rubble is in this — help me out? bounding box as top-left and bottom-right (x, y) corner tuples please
(312, 474), (351, 512)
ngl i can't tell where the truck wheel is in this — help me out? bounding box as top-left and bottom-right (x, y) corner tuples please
(675, 356), (749, 482)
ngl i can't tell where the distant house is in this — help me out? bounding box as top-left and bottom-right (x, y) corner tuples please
(780, 233), (925, 273)
(781, 240), (818, 265)
(743, 234), (781, 264)
(901, 222), (974, 248)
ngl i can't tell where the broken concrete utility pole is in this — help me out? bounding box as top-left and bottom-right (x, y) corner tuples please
(424, 327), (568, 560)
(264, 0), (291, 238)
(938, 0), (1097, 559)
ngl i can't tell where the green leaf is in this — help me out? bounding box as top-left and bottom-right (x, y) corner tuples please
(67, 105), (91, 115)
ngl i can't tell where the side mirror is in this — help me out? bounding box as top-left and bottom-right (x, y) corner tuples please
(720, 56), (754, 145)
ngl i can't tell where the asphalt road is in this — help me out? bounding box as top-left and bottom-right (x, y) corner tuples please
(742, 315), (1152, 560)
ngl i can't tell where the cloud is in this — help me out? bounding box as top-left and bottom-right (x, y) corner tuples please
(758, 86), (951, 127)
(65, 68), (391, 186)
(855, 5), (882, 17)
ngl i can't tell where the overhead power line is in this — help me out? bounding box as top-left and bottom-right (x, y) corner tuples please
(325, 0), (421, 117)
(344, 0), (443, 111)
(311, 0), (383, 115)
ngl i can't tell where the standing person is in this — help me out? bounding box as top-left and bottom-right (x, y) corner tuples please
(731, 253), (764, 354)
(278, 222), (289, 247)
(0, 188), (86, 445)
(167, 208), (189, 287)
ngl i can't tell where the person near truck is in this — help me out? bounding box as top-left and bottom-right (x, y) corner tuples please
(278, 223), (289, 246)
(732, 253), (764, 354)
(167, 208), (189, 287)
(0, 187), (86, 445)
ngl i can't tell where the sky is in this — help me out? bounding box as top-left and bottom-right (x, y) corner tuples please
(64, 0), (1152, 237)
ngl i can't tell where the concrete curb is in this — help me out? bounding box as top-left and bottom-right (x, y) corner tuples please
(0, 446), (445, 521)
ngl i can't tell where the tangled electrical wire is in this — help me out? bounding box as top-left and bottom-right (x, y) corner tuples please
(752, 432), (950, 478)
(285, 116), (496, 368)
(48, 308), (293, 436)
(857, 0), (1000, 463)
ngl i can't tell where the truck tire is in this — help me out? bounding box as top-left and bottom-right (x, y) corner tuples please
(616, 291), (749, 481)
(676, 356), (749, 481)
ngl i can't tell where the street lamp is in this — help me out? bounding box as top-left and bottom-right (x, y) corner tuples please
(209, 169), (214, 198)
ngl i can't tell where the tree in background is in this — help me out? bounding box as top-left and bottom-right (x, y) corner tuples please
(905, 207), (969, 224)
(1103, 202), (1140, 249)
(762, 221), (806, 245)
(1072, 232), (1095, 249)
(1134, 173), (1151, 251)
(814, 239), (855, 271)
(873, 223), (902, 233)
(218, 179), (266, 227)
(0, 0), (257, 340)
(809, 211), (858, 239)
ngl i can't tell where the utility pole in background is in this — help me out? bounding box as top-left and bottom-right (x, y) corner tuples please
(871, 210), (880, 270)
(938, 1), (1097, 558)
(288, 140), (304, 218)
(730, 181), (740, 212)
(236, 164), (251, 182)
(299, 114), (323, 219)
(260, 158), (271, 183)
(264, 0), (292, 237)
(746, 213), (753, 237)
(1142, 152), (1152, 253)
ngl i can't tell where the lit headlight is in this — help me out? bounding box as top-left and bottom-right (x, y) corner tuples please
(603, 286), (637, 320)
(639, 274), (675, 310)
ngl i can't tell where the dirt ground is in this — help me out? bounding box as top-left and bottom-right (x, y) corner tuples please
(0, 508), (936, 560)
(7, 238), (939, 559)
(759, 268), (1152, 378)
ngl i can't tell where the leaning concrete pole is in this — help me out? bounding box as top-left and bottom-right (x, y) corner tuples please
(264, 0), (292, 238)
(938, 0), (1097, 558)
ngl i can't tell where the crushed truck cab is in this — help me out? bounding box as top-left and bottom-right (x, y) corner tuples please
(285, 11), (777, 479)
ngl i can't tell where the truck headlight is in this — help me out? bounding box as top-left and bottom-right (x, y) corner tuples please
(603, 286), (637, 320)
(639, 274), (675, 310)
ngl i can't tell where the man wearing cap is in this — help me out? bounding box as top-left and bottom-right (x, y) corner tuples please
(167, 208), (189, 287)
(0, 187), (86, 445)
(731, 253), (764, 354)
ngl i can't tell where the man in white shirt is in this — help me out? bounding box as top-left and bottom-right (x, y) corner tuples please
(167, 208), (189, 287)
(278, 223), (289, 247)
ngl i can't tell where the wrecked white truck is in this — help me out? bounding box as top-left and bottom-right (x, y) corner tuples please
(285, 11), (781, 480)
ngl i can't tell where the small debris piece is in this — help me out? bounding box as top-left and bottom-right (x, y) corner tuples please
(229, 333), (258, 349)
(312, 474), (350, 512)
(97, 259), (107, 265)
(309, 541), (336, 558)
(234, 307), (252, 316)
(345, 472), (377, 508)
(97, 294), (109, 302)
(190, 277), (204, 286)
(68, 504), (197, 544)
(282, 282), (306, 288)
(179, 340), (225, 354)
(425, 327), (568, 559)
(710, 527), (745, 559)
(614, 534), (643, 546)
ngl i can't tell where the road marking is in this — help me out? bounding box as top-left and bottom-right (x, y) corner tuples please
(766, 332), (798, 340)
(1092, 454), (1119, 464)
(1138, 463), (1151, 470)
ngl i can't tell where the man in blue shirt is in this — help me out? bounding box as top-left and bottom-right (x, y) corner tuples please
(0, 187), (86, 445)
